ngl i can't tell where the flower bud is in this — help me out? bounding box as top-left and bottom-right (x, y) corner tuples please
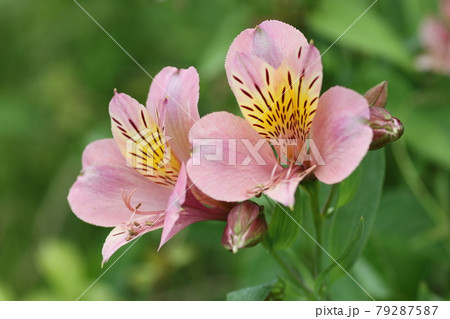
(364, 81), (388, 108)
(363, 81), (404, 149)
(221, 201), (267, 253)
(369, 106), (404, 150)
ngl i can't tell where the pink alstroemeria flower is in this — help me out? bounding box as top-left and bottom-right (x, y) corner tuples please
(417, 0), (450, 74)
(68, 67), (229, 263)
(187, 20), (372, 207)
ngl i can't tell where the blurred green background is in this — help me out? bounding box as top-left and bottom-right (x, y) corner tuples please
(0, 0), (449, 300)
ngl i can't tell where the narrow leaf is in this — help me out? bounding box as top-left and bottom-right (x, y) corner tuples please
(327, 150), (385, 269)
(226, 279), (279, 301)
(266, 192), (302, 250)
(315, 217), (364, 293)
(336, 167), (362, 208)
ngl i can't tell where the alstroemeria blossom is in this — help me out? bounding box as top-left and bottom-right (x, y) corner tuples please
(68, 67), (229, 263)
(187, 20), (372, 207)
(417, 0), (450, 74)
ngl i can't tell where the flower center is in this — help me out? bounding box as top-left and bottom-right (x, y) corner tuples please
(232, 59), (321, 163)
(111, 108), (180, 187)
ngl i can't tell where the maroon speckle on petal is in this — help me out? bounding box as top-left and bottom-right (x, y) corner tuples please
(112, 117), (122, 126)
(240, 105), (254, 111)
(253, 104), (264, 113)
(233, 75), (244, 84)
(254, 83), (270, 108)
(140, 110), (148, 128)
(240, 89), (253, 99)
(287, 71), (292, 87)
(309, 76), (319, 89)
(298, 46), (303, 59)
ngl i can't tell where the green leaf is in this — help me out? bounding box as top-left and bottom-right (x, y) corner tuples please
(316, 217), (364, 293)
(266, 192), (302, 250)
(309, 0), (411, 69)
(327, 150), (385, 270)
(351, 258), (392, 299)
(337, 167), (362, 208)
(417, 282), (445, 301)
(375, 188), (433, 240)
(328, 258), (393, 300)
(226, 279), (280, 301)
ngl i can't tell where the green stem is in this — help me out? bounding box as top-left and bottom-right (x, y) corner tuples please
(392, 140), (444, 224)
(303, 182), (323, 277)
(268, 248), (315, 299)
(311, 192), (322, 277)
(320, 185), (337, 217)
(392, 139), (450, 254)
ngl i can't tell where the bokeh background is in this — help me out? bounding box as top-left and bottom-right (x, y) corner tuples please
(0, 0), (449, 300)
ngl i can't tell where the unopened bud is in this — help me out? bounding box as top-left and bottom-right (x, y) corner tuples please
(363, 81), (404, 149)
(221, 201), (267, 253)
(364, 81), (388, 108)
(369, 106), (404, 150)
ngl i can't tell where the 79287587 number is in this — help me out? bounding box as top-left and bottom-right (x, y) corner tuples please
(376, 306), (438, 316)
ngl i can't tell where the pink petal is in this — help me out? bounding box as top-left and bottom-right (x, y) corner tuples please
(68, 140), (172, 227)
(146, 67), (200, 163)
(225, 20), (322, 156)
(264, 166), (315, 208)
(417, 18), (450, 73)
(109, 91), (157, 158)
(109, 91), (181, 187)
(226, 20), (321, 92)
(81, 138), (125, 168)
(159, 164), (227, 249)
(187, 111), (280, 202)
(420, 18), (450, 58)
(159, 163), (188, 247)
(102, 215), (165, 264)
(310, 87), (372, 184)
(226, 20), (309, 70)
(189, 184), (234, 214)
